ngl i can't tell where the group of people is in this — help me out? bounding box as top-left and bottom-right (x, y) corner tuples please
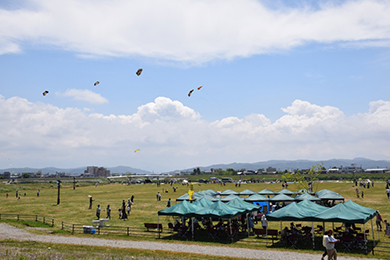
(89, 195), (134, 221)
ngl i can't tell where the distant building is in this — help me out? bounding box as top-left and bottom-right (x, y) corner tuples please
(266, 167), (277, 174)
(365, 168), (390, 174)
(3, 172), (10, 179)
(84, 166), (110, 177)
(327, 164), (363, 174)
(211, 168), (222, 173)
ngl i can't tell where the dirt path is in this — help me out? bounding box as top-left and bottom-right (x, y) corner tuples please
(0, 223), (384, 260)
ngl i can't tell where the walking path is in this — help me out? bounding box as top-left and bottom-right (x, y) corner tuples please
(0, 223), (384, 260)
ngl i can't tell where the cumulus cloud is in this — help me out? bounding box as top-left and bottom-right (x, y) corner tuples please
(60, 89), (108, 104)
(0, 94), (389, 171)
(0, 0), (390, 62)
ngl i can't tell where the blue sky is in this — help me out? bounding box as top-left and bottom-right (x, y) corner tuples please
(1, 0), (390, 172)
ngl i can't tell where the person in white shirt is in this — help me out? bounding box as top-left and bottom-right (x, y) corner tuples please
(325, 230), (340, 260)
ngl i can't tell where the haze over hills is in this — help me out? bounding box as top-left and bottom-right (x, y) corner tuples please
(1, 158), (389, 175)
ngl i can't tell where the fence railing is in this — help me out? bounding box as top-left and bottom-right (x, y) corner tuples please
(60, 221), (164, 238)
(0, 213), (54, 227)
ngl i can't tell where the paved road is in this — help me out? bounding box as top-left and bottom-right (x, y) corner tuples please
(0, 223), (384, 260)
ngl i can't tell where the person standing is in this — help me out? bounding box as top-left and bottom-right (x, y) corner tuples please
(261, 214), (268, 230)
(89, 196), (93, 209)
(37, 190), (40, 197)
(167, 198), (171, 207)
(376, 211), (383, 231)
(386, 188), (390, 199)
(106, 205), (111, 219)
(96, 205), (101, 220)
(325, 230), (340, 260)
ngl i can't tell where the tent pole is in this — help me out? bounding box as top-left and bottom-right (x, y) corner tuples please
(229, 218), (233, 242)
(192, 217), (194, 240)
(247, 214), (250, 237)
(158, 215), (160, 239)
(312, 222), (315, 249)
(371, 218), (376, 248)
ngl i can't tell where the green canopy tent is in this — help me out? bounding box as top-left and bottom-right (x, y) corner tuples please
(315, 189), (344, 201)
(258, 189), (276, 196)
(226, 198), (261, 213)
(158, 200), (202, 217)
(197, 193), (220, 202)
(343, 200), (377, 218)
(192, 197), (214, 208)
(221, 194), (244, 202)
(157, 200), (203, 239)
(175, 193), (201, 201)
(294, 193), (321, 202)
(220, 189), (239, 196)
(244, 194), (269, 202)
(244, 194), (269, 213)
(239, 189), (257, 196)
(267, 199), (329, 249)
(276, 189), (294, 196)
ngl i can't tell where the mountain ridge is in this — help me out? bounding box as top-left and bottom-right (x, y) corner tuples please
(1, 158), (389, 175)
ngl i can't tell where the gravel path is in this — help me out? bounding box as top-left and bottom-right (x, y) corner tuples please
(0, 223), (384, 260)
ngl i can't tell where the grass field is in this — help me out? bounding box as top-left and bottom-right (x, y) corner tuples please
(1, 178), (390, 259)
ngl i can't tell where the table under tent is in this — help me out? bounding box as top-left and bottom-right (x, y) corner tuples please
(158, 198), (260, 241)
(267, 199), (377, 252)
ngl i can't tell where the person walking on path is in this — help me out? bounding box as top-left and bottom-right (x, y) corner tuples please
(325, 230), (340, 260)
(321, 230), (329, 260)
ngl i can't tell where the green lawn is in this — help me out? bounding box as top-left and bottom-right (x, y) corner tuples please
(1, 179), (390, 259)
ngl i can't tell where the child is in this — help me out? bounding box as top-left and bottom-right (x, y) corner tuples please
(118, 209), (122, 219)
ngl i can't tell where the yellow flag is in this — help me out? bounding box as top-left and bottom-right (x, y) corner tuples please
(188, 183), (194, 201)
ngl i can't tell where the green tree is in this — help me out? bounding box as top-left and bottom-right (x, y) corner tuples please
(22, 172), (30, 178)
(282, 162), (323, 193)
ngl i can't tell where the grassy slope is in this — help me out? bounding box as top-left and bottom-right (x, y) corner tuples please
(0, 179), (389, 259)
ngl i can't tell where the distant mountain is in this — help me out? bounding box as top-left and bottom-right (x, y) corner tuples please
(173, 158), (390, 173)
(1, 158), (389, 175)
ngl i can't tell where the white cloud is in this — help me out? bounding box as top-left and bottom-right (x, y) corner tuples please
(0, 94), (390, 171)
(60, 89), (108, 104)
(0, 0), (390, 62)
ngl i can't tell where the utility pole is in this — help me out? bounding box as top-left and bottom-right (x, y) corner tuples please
(57, 180), (62, 205)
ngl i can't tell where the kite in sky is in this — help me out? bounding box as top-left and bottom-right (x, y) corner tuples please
(197, 86), (203, 90)
(42, 90), (49, 96)
(188, 89), (194, 97)
(134, 149), (140, 153)
(94, 81), (100, 86)
(136, 68), (143, 76)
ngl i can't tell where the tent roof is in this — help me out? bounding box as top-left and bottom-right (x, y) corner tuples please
(294, 193), (321, 201)
(239, 189), (256, 196)
(158, 200), (202, 216)
(244, 194), (269, 202)
(190, 200), (245, 219)
(220, 194), (243, 202)
(277, 189), (294, 195)
(312, 203), (372, 224)
(315, 189), (344, 200)
(258, 189), (276, 195)
(343, 200), (377, 218)
(297, 199), (328, 213)
(267, 201), (326, 221)
(220, 189), (239, 195)
(226, 198), (261, 213)
(269, 193), (295, 202)
(192, 197), (214, 208)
